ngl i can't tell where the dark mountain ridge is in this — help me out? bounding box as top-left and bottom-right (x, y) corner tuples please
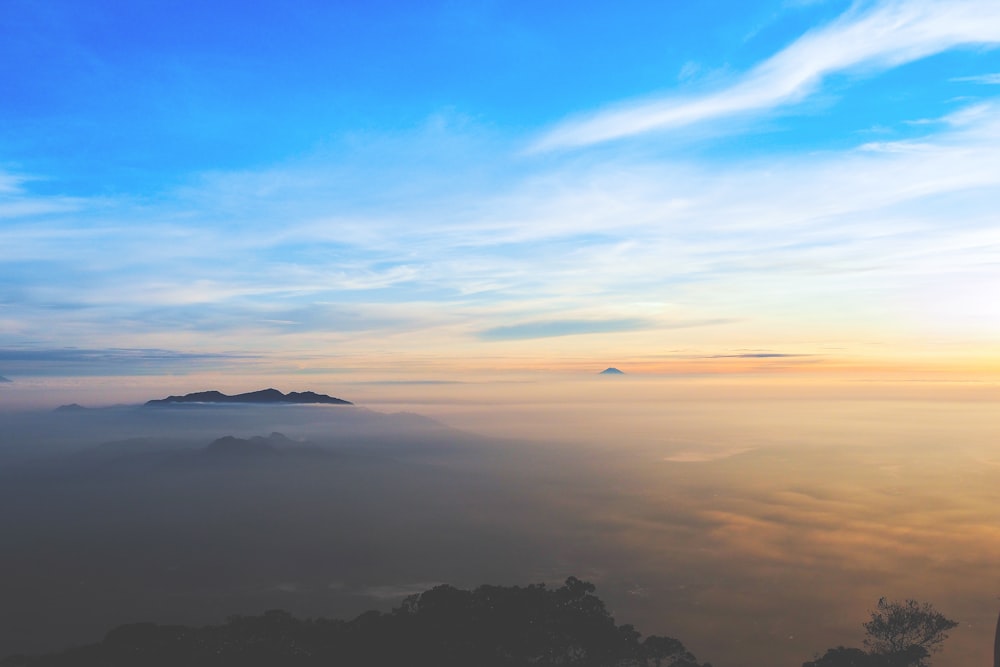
(145, 388), (352, 406)
(201, 432), (329, 460)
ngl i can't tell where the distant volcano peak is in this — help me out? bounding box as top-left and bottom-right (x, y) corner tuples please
(599, 367), (625, 375)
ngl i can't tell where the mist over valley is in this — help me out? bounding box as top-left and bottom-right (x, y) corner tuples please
(2, 382), (998, 666)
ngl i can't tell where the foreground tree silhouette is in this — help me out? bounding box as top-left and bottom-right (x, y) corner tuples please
(804, 598), (957, 667)
(802, 646), (880, 667)
(862, 598), (957, 663)
(4, 577), (709, 667)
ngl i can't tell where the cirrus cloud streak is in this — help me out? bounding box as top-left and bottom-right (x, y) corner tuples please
(533, 0), (1000, 151)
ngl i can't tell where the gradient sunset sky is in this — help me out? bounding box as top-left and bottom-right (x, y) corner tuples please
(3, 0), (1000, 383)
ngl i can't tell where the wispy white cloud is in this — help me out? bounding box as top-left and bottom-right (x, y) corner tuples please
(532, 0), (1000, 151)
(952, 72), (1000, 84)
(6, 99), (1000, 363)
(0, 347), (252, 377)
(0, 170), (87, 218)
(478, 318), (652, 341)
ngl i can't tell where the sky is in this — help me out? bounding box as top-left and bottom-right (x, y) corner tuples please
(3, 0), (1000, 387)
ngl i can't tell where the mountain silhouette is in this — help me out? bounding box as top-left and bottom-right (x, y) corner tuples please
(54, 404), (88, 412)
(145, 388), (352, 406)
(0, 375), (11, 382)
(599, 367), (625, 375)
(203, 432), (305, 457)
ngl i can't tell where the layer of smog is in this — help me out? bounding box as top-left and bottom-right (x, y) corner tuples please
(2, 382), (998, 666)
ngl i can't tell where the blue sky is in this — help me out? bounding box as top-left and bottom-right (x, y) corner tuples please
(3, 0), (1000, 380)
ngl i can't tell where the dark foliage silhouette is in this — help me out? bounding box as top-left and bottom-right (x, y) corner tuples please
(3, 577), (709, 667)
(863, 598), (957, 665)
(802, 647), (879, 667)
(804, 598), (956, 667)
(803, 645), (931, 667)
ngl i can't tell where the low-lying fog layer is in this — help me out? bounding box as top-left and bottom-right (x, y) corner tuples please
(1, 379), (998, 667)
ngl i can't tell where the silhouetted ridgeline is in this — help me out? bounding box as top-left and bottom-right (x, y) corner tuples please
(1, 578), (709, 667)
(0, 572), (972, 667)
(144, 388), (352, 406)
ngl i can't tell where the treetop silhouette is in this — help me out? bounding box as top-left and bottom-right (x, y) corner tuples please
(5, 577), (709, 667)
(804, 598), (957, 667)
